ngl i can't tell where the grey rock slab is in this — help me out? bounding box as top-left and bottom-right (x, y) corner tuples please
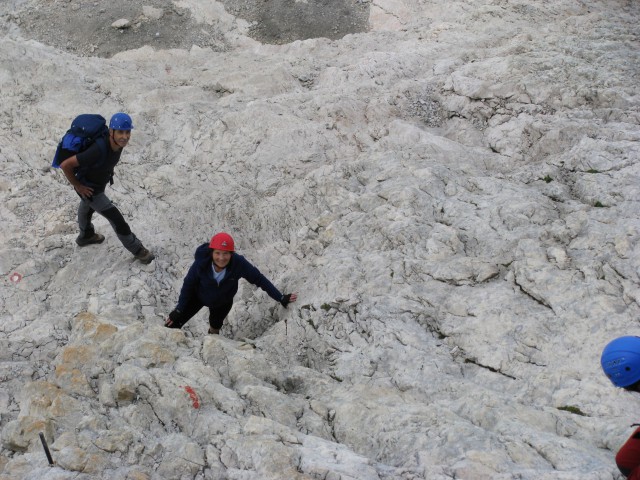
(1, 0), (639, 478)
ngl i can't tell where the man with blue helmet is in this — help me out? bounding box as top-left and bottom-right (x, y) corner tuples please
(59, 112), (154, 264)
(601, 336), (640, 479)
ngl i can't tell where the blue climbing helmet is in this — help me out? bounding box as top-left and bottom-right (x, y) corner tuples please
(109, 112), (134, 130)
(601, 336), (640, 388)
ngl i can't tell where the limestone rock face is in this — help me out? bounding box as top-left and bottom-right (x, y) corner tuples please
(1, 0), (639, 479)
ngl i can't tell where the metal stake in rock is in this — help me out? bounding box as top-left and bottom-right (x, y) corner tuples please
(39, 432), (54, 466)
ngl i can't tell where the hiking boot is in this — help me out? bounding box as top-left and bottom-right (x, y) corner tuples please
(76, 233), (105, 247)
(208, 327), (220, 335)
(134, 247), (155, 264)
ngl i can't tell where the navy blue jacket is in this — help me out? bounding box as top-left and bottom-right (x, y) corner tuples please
(177, 243), (283, 311)
(75, 137), (121, 190)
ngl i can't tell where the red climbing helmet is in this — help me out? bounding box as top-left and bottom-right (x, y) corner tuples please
(209, 232), (235, 252)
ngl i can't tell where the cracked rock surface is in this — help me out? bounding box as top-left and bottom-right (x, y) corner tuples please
(1, 0), (639, 479)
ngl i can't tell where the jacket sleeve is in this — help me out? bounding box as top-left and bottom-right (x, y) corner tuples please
(616, 426), (640, 479)
(176, 262), (200, 311)
(240, 258), (283, 302)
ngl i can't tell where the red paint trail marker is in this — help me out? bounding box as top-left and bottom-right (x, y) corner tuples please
(9, 272), (22, 284)
(182, 386), (200, 409)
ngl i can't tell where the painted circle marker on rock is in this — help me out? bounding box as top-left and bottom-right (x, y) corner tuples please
(9, 272), (22, 284)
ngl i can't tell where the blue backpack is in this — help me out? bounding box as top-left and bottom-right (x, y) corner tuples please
(52, 114), (109, 169)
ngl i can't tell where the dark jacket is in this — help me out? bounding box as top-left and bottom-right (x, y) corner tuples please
(177, 243), (283, 311)
(75, 137), (121, 190)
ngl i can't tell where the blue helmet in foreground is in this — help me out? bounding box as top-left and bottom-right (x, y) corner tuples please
(109, 112), (134, 130)
(601, 336), (640, 388)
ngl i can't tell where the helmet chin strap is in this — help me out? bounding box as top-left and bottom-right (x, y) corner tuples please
(213, 261), (225, 272)
(212, 253), (232, 272)
(109, 130), (126, 151)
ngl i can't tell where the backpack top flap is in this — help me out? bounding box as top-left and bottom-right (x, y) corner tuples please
(69, 114), (108, 139)
(52, 114), (109, 168)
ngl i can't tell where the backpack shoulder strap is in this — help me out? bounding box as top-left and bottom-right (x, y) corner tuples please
(94, 135), (109, 160)
(94, 135), (116, 185)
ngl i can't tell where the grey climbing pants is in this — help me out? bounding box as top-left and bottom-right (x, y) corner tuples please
(77, 191), (142, 254)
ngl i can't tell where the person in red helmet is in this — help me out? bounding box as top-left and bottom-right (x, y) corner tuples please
(165, 232), (297, 334)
